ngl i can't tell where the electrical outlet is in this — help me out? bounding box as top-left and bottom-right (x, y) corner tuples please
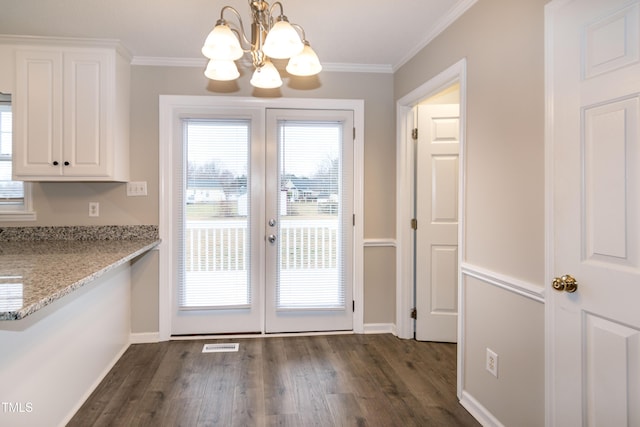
(89, 202), (99, 217)
(486, 348), (498, 378)
(126, 181), (148, 196)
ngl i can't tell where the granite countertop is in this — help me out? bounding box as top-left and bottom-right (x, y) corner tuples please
(0, 226), (160, 321)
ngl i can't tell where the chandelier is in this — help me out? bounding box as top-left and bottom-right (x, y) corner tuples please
(201, 0), (322, 89)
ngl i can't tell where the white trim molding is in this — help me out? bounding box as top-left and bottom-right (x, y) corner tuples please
(461, 263), (546, 303)
(363, 238), (396, 247)
(395, 58), (468, 342)
(393, 0), (479, 72)
(131, 56), (205, 67)
(130, 332), (161, 344)
(0, 173), (36, 222)
(395, 59), (467, 401)
(363, 323), (397, 335)
(460, 391), (506, 427)
(132, 56), (393, 74)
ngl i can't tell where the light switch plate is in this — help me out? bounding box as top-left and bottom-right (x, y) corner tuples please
(126, 181), (148, 196)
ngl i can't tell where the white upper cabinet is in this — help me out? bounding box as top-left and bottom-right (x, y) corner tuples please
(9, 39), (130, 181)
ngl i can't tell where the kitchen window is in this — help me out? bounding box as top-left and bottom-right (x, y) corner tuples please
(0, 93), (35, 221)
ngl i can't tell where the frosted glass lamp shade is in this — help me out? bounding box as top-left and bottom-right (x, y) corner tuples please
(202, 24), (244, 60)
(250, 61), (283, 88)
(204, 59), (240, 81)
(286, 43), (322, 76)
(262, 20), (304, 59)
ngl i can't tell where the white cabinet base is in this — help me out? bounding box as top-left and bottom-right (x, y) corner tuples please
(0, 264), (131, 427)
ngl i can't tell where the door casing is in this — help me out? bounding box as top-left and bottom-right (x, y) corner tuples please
(395, 58), (467, 397)
(158, 96), (364, 339)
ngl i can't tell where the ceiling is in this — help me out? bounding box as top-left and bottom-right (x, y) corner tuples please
(0, 0), (473, 71)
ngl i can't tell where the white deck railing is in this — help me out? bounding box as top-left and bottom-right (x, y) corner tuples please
(185, 218), (338, 272)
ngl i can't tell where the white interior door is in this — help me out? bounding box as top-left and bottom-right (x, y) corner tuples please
(415, 103), (460, 342)
(548, 0), (640, 424)
(265, 109), (354, 333)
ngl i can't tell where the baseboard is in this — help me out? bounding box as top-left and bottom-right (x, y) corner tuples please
(60, 341), (130, 427)
(363, 323), (397, 335)
(130, 331), (161, 344)
(132, 328), (397, 341)
(459, 390), (505, 427)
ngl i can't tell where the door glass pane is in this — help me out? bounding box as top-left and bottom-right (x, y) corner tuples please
(180, 119), (250, 308)
(277, 121), (346, 309)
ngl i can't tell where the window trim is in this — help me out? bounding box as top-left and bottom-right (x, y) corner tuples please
(0, 182), (36, 221)
(0, 95), (36, 222)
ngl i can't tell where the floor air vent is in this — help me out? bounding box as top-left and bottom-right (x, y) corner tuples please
(202, 343), (239, 353)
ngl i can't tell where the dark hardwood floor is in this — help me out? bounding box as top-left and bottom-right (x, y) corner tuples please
(68, 334), (480, 426)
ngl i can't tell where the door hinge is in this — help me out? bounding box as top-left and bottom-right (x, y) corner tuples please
(353, 300), (355, 312)
(412, 128), (418, 140)
(410, 307), (417, 319)
(353, 214), (356, 226)
(353, 127), (356, 140)
(411, 218), (418, 230)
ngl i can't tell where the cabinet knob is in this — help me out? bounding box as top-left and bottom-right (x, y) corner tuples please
(53, 161), (59, 166)
(64, 161), (70, 166)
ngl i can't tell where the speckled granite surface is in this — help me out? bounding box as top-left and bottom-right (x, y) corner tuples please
(0, 225), (158, 241)
(0, 226), (160, 321)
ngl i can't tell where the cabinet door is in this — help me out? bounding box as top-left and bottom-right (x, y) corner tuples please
(62, 51), (111, 177)
(13, 49), (64, 177)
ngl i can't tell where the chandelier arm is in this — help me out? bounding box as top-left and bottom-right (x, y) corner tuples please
(220, 5), (252, 49)
(269, 1), (286, 19)
(290, 23), (307, 42)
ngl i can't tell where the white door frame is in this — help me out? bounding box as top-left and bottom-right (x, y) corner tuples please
(158, 96), (364, 340)
(395, 58), (467, 393)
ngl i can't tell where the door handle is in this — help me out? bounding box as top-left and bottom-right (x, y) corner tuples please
(552, 274), (578, 293)
(267, 234), (277, 244)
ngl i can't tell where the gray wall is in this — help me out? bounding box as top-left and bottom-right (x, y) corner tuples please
(3, 63), (398, 330)
(2, 1), (550, 423)
(394, 0), (548, 424)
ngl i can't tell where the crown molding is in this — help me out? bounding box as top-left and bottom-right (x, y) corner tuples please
(131, 56), (206, 67)
(392, 0), (479, 72)
(0, 34), (132, 60)
(322, 63), (393, 74)
(131, 56), (393, 74)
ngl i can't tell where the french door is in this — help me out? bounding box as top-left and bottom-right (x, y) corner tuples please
(171, 108), (354, 335)
(265, 109), (354, 332)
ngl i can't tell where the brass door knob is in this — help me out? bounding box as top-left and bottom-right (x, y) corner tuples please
(552, 274), (578, 293)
